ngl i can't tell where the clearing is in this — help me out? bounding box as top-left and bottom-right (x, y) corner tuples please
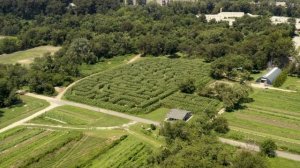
(223, 89), (300, 154)
(66, 57), (219, 114)
(0, 45), (61, 64)
(0, 96), (49, 129)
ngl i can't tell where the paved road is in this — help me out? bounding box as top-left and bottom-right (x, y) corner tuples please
(219, 137), (300, 161)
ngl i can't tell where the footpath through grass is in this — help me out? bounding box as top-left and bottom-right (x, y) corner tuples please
(223, 89), (300, 154)
(30, 105), (130, 127)
(0, 96), (49, 129)
(0, 45), (61, 64)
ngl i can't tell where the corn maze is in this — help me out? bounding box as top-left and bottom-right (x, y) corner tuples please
(66, 58), (213, 114)
(162, 92), (221, 113)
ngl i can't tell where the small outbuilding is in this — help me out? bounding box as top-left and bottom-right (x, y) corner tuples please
(166, 109), (192, 122)
(256, 67), (282, 85)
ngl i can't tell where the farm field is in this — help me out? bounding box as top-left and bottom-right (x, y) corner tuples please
(30, 105), (130, 127)
(0, 96), (49, 129)
(223, 89), (300, 154)
(0, 126), (130, 168)
(88, 135), (152, 168)
(79, 54), (136, 76)
(0, 45), (61, 64)
(66, 57), (219, 114)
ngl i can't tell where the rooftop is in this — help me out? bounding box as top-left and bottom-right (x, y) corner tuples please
(167, 109), (191, 120)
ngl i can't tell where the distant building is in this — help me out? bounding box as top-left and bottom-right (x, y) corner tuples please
(166, 109), (192, 122)
(256, 67), (282, 85)
(270, 16), (289, 24)
(275, 1), (287, 8)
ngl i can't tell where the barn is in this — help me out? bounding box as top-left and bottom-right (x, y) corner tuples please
(166, 109), (192, 122)
(256, 67), (282, 85)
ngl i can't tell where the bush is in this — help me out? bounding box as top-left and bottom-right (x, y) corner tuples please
(212, 117), (230, 134)
(179, 79), (196, 94)
(260, 139), (277, 157)
(150, 124), (156, 130)
(273, 70), (288, 87)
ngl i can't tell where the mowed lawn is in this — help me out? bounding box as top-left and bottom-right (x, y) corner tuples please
(224, 89), (300, 153)
(0, 45), (61, 64)
(30, 105), (130, 127)
(0, 96), (49, 129)
(279, 76), (300, 92)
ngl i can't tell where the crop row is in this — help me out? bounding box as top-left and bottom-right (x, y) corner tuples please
(162, 92), (221, 113)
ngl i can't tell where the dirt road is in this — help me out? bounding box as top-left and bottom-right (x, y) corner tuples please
(0, 103), (59, 134)
(219, 137), (300, 161)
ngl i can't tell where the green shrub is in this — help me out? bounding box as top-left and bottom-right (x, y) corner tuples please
(273, 70), (288, 87)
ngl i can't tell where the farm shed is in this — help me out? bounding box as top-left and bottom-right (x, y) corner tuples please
(256, 67), (282, 85)
(166, 109), (192, 122)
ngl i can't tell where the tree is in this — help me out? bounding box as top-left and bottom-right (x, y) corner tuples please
(0, 78), (19, 107)
(65, 38), (97, 65)
(233, 151), (268, 168)
(0, 37), (21, 54)
(201, 83), (252, 111)
(212, 117), (230, 134)
(273, 69), (288, 87)
(178, 79), (196, 94)
(260, 139), (277, 157)
(211, 55), (253, 80)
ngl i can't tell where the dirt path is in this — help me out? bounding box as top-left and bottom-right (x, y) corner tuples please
(251, 83), (297, 93)
(127, 54), (141, 64)
(219, 137), (300, 161)
(28, 93), (160, 126)
(22, 121), (138, 130)
(0, 103), (59, 134)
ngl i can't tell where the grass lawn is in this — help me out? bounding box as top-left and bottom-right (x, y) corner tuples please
(79, 55), (135, 76)
(30, 105), (130, 127)
(268, 157), (300, 168)
(250, 70), (267, 81)
(223, 89), (300, 154)
(279, 76), (300, 91)
(138, 108), (169, 122)
(0, 45), (61, 64)
(0, 96), (49, 129)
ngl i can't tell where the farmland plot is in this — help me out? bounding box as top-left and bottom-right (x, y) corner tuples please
(66, 58), (214, 114)
(88, 135), (152, 168)
(224, 89), (300, 154)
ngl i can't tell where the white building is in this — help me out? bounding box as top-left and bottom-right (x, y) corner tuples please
(203, 12), (259, 26)
(270, 16), (289, 24)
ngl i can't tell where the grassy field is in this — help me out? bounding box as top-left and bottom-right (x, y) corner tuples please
(79, 55), (135, 76)
(268, 157), (300, 168)
(279, 76), (300, 91)
(223, 89), (300, 154)
(30, 105), (130, 127)
(138, 108), (169, 122)
(0, 96), (49, 129)
(0, 45), (61, 64)
(66, 57), (218, 114)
